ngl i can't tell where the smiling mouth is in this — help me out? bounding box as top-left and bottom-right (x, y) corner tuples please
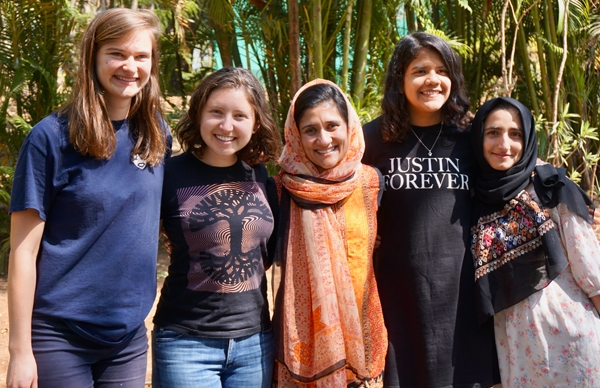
(216, 135), (235, 142)
(421, 90), (441, 96)
(114, 75), (137, 82)
(316, 147), (337, 155)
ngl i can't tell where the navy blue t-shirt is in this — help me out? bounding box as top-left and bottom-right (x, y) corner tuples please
(154, 153), (273, 338)
(10, 113), (169, 344)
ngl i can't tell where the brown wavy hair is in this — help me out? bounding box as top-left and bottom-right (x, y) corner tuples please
(381, 32), (471, 143)
(59, 8), (168, 166)
(177, 67), (281, 166)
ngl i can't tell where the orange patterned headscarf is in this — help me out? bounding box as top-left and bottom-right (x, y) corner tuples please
(275, 79), (386, 387)
(278, 79), (364, 202)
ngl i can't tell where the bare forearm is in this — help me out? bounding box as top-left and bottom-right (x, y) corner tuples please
(591, 295), (600, 316)
(6, 209), (44, 388)
(7, 210), (44, 355)
(7, 255), (37, 356)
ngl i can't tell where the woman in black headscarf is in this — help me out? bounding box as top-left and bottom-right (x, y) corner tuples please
(470, 97), (600, 386)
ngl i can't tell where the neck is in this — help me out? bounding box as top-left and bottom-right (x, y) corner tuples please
(193, 149), (238, 167)
(105, 98), (131, 121)
(409, 111), (442, 127)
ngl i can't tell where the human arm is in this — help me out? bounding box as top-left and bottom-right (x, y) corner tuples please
(553, 203), (600, 315)
(591, 295), (600, 315)
(6, 209), (45, 388)
(265, 175), (280, 270)
(593, 207), (600, 227)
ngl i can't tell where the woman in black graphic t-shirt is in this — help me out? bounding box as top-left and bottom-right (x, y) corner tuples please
(152, 68), (281, 388)
(362, 32), (500, 387)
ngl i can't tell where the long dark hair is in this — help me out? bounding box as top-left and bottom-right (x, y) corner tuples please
(176, 67), (281, 165)
(381, 32), (470, 142)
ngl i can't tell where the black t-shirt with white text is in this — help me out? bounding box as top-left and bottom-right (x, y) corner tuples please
(362, 117), (499, 387)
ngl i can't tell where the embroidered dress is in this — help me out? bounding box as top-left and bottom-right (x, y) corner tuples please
(469, 97), (600, 388)
(493, 184), (600, 387)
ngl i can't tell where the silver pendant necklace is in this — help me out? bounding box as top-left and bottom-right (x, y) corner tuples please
(411, 122), (443, 156)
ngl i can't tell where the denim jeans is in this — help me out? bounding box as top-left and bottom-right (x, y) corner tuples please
(32, 316), (148, 388)
(152, 327), (274, 388)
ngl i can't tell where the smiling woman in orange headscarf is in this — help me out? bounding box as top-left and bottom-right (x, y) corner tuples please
(271, 79), (387, 387)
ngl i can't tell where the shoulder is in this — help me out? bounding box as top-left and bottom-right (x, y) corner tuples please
(362, 116), (384, 163)
(443, 121), (468, 136)
(22, 113), (69, 154)
(164, 152), (195, 175)
(238, 161), (268, 184)
(250, 162), (269, 184)
(361, 164), (384, 190)
(165, 151), (191, 166)
(269, 173), (284, 202)
(362, 116), (383, 140)
(28, 113), (67, 139)
(361, 164), (381, 181)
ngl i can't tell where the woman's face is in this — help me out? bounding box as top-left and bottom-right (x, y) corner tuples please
(482, 108), (524, 171)
(95, 30), (154, 116)
(298, 100), (349, 172)
(199, 87), (256, 167)
(403, 48), (451, 126)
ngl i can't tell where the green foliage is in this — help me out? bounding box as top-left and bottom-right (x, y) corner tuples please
(0, 165), (14, 273)
(0, 0), (81, 273)
(3, 0), (600, 262)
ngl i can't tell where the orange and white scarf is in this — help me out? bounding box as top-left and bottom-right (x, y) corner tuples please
(274, 79), (387, 387)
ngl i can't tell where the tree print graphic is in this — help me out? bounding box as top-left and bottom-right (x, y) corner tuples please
(187, 187), (272, 288)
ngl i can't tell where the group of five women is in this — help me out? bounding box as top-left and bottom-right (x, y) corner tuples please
(7, 7), (600, 388)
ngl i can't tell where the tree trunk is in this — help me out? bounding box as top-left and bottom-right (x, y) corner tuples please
(543, 0), (558, 84)
(432, 1), (439, 28)
(444, 0), (454, 31)
(288, 0), (301, 94)
(517, 27), (540, 115)
(231, 34), (243, 68)
(473, 0), (488, 102)
(324, 0), (339, 81)
(211, 19), (233, 68)
(404, 2), (415, 33)
(351, 0), (372, 101)
(312, 0), (324, 78)
(531, 4), (552, 118)
(341, 0), (353, 92)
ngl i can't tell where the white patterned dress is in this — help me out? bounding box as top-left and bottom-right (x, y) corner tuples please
(494, 184), (600, 387)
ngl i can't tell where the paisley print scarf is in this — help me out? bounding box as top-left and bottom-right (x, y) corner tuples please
(273, 79), (387, 387)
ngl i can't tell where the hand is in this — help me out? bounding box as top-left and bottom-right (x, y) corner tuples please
(591, 207), (600, 227)
(6, 351), (38, 388)
(375, 234), (381, 250)
(591, 295), (600, 317)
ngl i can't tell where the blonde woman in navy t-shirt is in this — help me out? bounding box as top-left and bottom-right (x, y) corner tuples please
(7, 9), (170, 388)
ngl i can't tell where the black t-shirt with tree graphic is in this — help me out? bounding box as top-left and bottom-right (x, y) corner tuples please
(154, 152), (274, 338)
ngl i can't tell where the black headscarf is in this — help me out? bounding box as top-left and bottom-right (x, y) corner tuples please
(471, 98), (538, 204)
(470, 97), (593, 324)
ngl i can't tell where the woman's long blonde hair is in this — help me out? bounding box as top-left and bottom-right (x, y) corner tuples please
(59, 8), (168, 166)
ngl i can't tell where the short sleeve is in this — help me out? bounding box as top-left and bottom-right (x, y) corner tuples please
(553, 202), (600, 298)
(9, 118), (58, 220)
